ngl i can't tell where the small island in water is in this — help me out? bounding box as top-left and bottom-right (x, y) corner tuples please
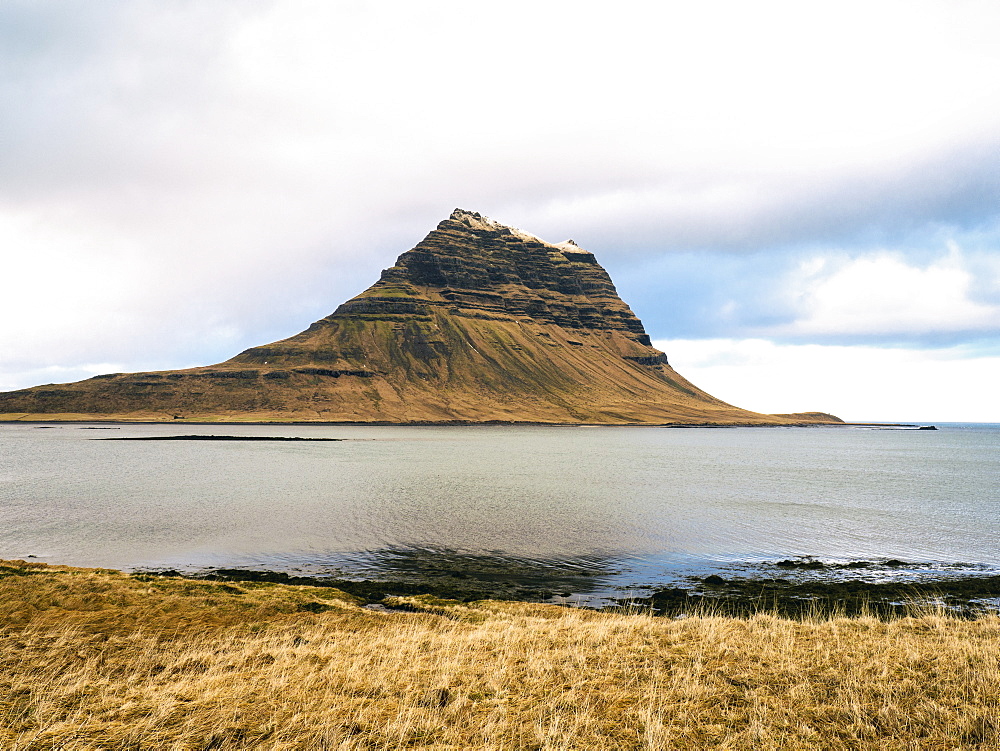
(0, 209), (839, 426)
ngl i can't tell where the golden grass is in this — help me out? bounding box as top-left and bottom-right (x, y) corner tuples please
(2, 561), (999, 750)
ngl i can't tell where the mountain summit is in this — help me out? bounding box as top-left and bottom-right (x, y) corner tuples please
(0, 209), (839, 424)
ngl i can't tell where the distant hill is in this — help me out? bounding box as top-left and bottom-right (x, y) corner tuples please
(0, 209), (841, 425)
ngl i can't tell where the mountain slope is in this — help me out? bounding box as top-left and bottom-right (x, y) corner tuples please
(0, 210), (840, 425)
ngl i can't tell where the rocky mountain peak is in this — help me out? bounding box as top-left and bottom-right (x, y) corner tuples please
(446, 208), (547, 245)
(444, 209), (591, 257)
(330, 209), (650, 345)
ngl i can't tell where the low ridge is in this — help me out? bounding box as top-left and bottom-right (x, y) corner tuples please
(0, 209), (840, 425)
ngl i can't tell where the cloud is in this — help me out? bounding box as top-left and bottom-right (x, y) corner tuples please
(776, 244), (1000, 338)
(617, 235), (1000, 347)
(6, 1), (1000, 246)
(656, 338), (1000, 423)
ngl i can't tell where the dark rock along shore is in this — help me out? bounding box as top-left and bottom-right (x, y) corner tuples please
(146, 555), (1000, 619)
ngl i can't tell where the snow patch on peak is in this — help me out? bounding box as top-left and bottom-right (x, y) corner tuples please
(448, 208), (545, 244)
(448, 209), (590, 254)
(554, 239), (589, 254)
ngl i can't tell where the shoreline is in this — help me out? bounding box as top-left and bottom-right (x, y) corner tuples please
(150, 564), (1000, 619)
(1, 418), (914, 428)
(7, 558), (1000, 618)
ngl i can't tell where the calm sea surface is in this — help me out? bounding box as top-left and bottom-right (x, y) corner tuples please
(2, 422), (998, 600)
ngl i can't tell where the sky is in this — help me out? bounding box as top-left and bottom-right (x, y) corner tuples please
(2, 0), (999, 423)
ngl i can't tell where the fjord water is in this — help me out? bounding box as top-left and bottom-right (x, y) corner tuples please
(2, 423), (998, 597)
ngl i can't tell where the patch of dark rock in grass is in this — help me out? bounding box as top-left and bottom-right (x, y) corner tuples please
(157, 568), (563, 604)
(0, 564), (45, 579)
(145, 552), (615, 606)
(623, 575), (1000, 619)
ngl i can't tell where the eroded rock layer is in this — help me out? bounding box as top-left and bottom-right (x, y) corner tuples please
(0, 210), (840, 424)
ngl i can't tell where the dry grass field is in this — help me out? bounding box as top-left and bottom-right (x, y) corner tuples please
(2, 560), (999, 750)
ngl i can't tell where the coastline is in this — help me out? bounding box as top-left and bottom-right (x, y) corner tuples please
(6, 557), (1000, 618)
(152, 563), (1000, 619)
(0, 417), (909, 427)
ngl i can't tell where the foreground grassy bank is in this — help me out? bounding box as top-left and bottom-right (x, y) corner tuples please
(2, 561), (999, 750)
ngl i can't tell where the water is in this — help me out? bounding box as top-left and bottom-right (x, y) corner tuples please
(1, 422), (998, 601)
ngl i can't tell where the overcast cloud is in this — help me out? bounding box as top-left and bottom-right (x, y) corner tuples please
(2, 0), (999, 420)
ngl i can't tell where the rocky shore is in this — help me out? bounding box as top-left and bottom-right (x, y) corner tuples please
(626, 573), (1000, 619)
(159, 561), (1000, 619)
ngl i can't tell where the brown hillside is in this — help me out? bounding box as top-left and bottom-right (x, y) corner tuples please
(0, 209), (840, 425)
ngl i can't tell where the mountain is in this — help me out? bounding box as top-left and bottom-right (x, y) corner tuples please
(0, 209), (840, 425)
